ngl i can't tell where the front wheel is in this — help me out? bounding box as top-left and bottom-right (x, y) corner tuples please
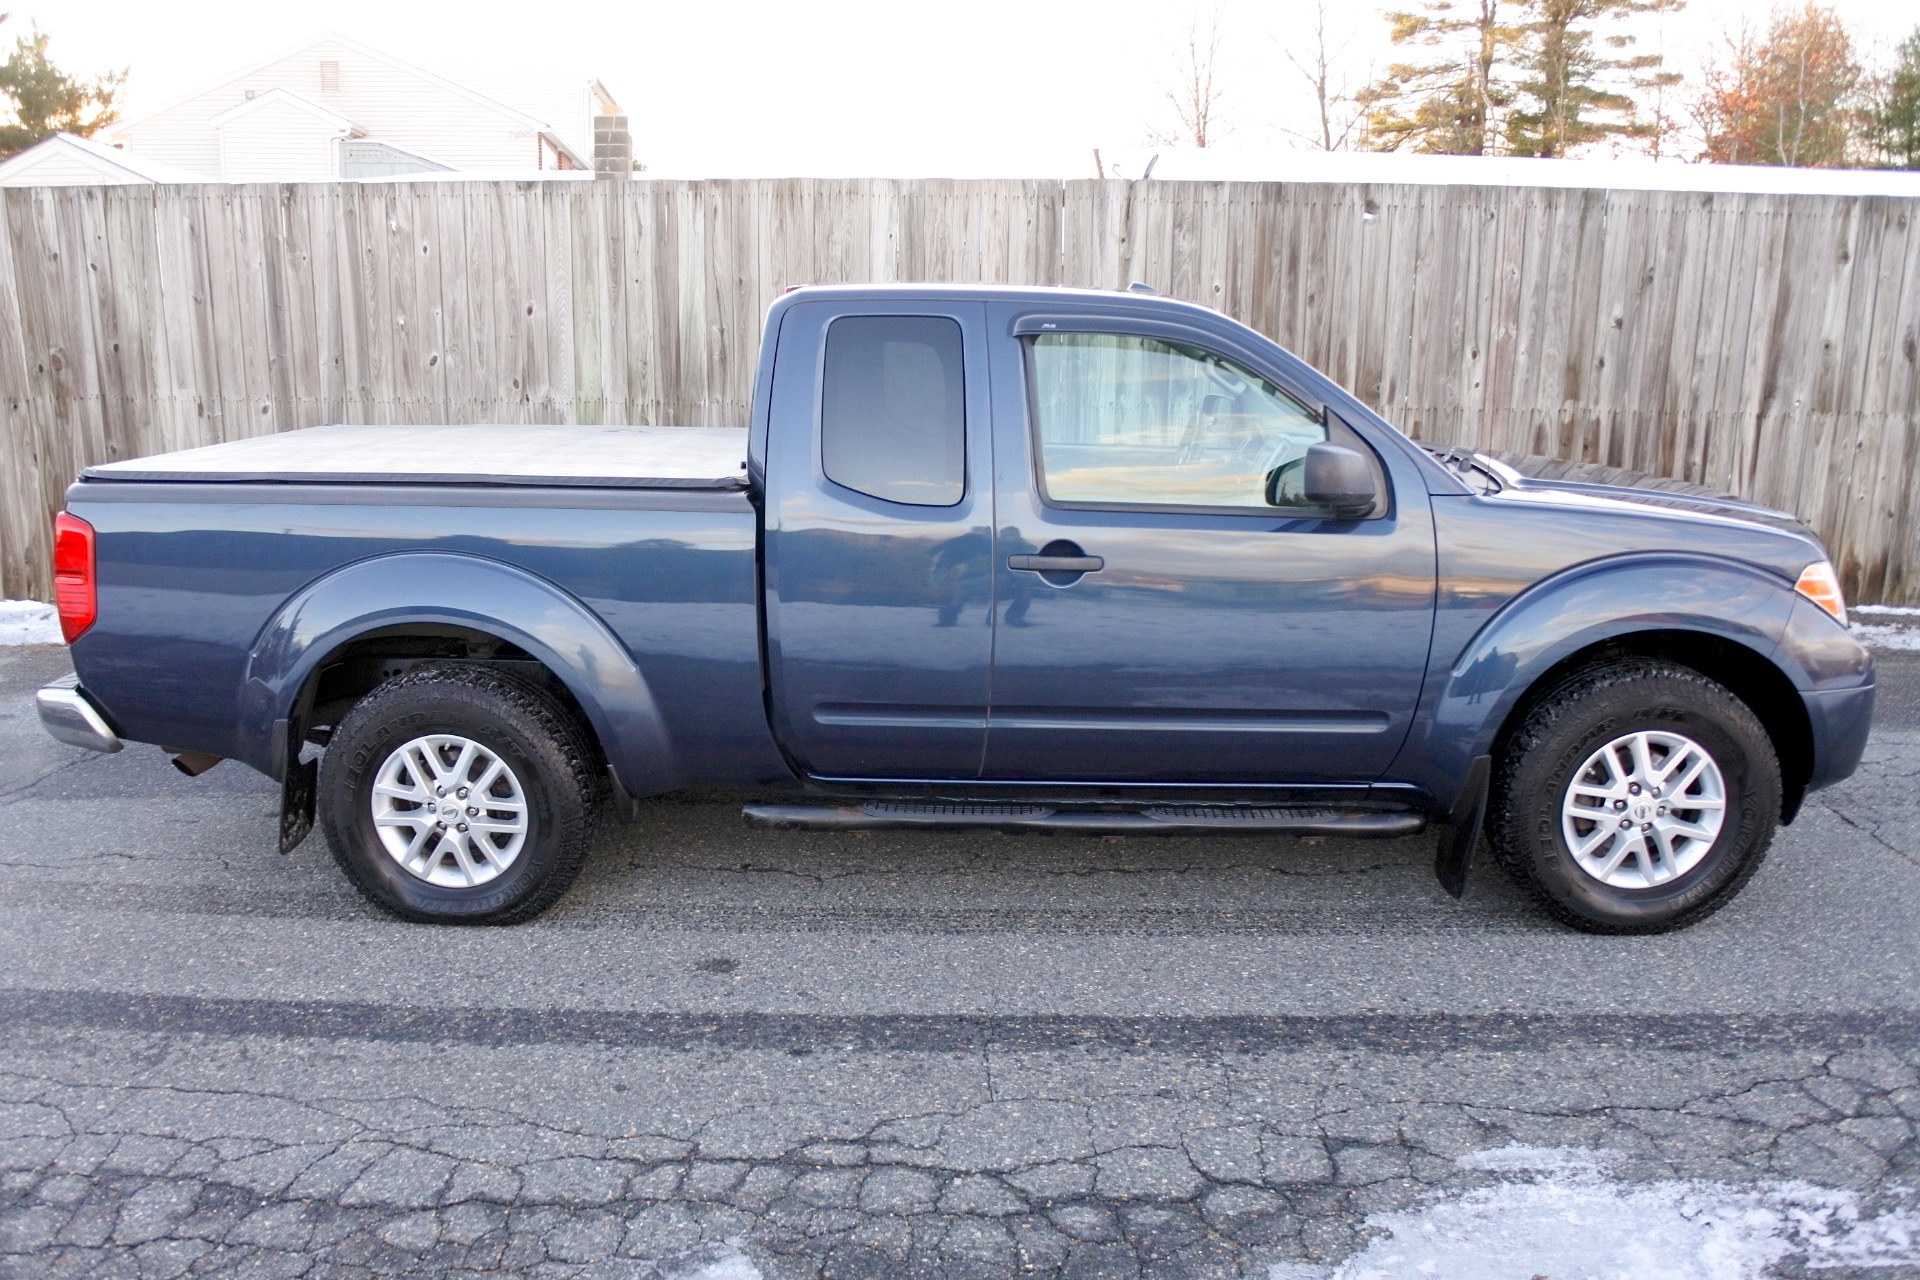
(318, 664), (599, 924)
(1487, 659), (1781, 934)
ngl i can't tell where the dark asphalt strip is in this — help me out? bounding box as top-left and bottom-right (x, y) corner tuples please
(2, 988), (1915, 1054)
(0, 880), (1527, 934)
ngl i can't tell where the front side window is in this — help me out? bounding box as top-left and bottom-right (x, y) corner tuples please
(821, 316), (965, 506)
(1028, 332), (1327, 509)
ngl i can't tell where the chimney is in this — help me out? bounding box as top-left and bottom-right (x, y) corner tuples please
(590, 80), (631, 180)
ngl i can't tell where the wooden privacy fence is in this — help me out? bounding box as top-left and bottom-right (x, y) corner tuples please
(2, 178), (1917, 602)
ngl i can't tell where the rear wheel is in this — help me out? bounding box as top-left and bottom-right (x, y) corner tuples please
(1487, 659), (1780, 933)
(318, 664), (598, 924)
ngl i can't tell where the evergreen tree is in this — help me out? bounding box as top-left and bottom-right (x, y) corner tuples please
(1360, 0), (1518, 154)
(1504, 0), (1683, 157)
(0, 18), (125, 158)
(1867, 27), (1920, 168)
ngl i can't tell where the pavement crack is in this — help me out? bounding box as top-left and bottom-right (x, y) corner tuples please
(1811, 797), (1920, 873)
(0, 752), (95, 805)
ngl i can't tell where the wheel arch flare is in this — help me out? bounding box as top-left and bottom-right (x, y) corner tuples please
(240, 551), (679, 799)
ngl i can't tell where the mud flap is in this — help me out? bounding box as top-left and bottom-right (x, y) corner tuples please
(1433, 754), (1491, 899)
(279, 753), (317, 853)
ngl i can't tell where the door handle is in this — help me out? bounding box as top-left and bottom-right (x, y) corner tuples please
(1008, 554), (1104, 573)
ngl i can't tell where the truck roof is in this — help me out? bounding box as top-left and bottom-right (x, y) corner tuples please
(780, 282), (1222, 314)
(82, 423), (750, 490)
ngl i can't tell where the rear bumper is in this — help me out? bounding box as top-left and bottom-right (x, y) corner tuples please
(36, 675), (123, 754)
(1803, 681), (1875, 792)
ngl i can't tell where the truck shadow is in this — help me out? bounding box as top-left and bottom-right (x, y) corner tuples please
(552, 789), (1552, 936)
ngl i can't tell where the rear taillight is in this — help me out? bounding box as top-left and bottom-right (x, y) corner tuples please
(52, 512), (96, 643)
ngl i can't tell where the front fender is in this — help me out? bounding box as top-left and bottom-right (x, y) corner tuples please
(1390, 554), (1800, 802)
(238, 552), (677, 794)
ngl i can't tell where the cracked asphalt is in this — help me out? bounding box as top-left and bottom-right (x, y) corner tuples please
(1, 641), (1917, 1278)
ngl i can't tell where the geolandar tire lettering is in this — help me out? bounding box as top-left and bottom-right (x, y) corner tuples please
(1487, 658), (1782, 934)
(318, 663), (598, 925)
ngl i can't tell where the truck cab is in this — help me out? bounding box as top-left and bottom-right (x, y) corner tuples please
(759, 289), (1432, 793)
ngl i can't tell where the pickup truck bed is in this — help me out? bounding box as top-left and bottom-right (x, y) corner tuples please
(66, 431), (784, 801)
(86, 424), (750, 491)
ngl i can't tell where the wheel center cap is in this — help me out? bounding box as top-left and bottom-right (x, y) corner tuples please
(440, 801), (461, 820)
(1631, 800), (1653, 822)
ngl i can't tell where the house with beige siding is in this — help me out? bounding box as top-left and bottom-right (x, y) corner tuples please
(108, 32), (602, 181)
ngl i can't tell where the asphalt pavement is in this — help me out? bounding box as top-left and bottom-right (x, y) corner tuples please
(1, 641), (1917, 1278)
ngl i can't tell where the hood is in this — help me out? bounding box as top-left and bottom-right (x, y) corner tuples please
(1435, 448), (1818, 542)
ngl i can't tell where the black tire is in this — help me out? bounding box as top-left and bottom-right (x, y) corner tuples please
(318, 663), (598, 924)
(1487, 659), (1781, 934)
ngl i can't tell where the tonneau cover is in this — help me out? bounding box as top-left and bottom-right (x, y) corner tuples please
(82, 424), (749, 490)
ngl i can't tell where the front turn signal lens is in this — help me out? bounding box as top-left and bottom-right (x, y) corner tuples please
(1794, 560), (1847, 627)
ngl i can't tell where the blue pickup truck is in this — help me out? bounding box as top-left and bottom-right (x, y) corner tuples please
(36, 285), (1873, 933)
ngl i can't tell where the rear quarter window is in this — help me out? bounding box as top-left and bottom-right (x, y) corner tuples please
(820, 316), (966, 507)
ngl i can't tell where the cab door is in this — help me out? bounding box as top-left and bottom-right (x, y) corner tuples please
(982, 308), (1436, 785)
(762, 300), (995, 780)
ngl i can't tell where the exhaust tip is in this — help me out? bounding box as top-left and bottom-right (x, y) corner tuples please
(170, 751), (223, 777)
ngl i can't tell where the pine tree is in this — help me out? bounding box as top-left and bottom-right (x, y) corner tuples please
(0, 18), (125, 158)
(1360, 0), (1519, 155)
(1504, 0), (1683, 157)
(1867, 27), (1920, 169)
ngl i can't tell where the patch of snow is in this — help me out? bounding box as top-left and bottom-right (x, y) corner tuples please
(1849, 603), (1920, 650)
(1269, 1145), (1920, 1280)
(0, 600), (62, 646)
(1851, 624), (1920, 651)
(661, 1242), (762, 1280)
(1456, 1144), (1618, 1177)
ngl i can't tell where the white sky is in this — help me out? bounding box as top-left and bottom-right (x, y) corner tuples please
(12, 0), (1917, 177)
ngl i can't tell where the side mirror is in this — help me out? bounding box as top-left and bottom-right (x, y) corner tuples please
(1266, 443), (1377, 516)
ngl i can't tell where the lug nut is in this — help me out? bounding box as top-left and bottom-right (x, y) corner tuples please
(1628, 783), (1641, 795)
(457, 787), (469, 799)
(1613, 798), (1627, 811)
(1619, 818), (1632, 828)
(466, 806), (478, 817)
(456, 822), (469, 832)
(436, 786), (447, 797)
(1641, 822), (1653, 832)
(1651, 787), (1662, 798)
(1657, 805), (1667, 816)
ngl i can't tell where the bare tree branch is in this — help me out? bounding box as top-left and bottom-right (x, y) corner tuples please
(1281, 0), (1368, 150)
(1152, 11), (1227, 148)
